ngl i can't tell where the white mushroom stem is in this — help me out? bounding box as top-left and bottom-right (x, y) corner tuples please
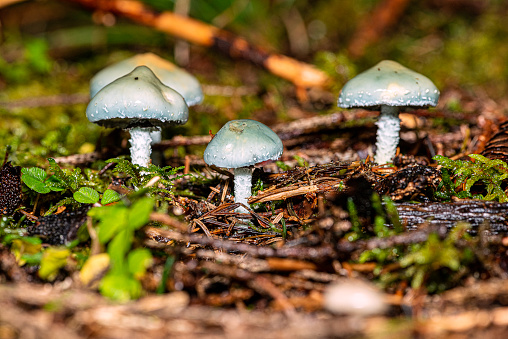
(233, 167), (253, 213)
(129, 127), (153, 167)
(374, 105), (401, 165)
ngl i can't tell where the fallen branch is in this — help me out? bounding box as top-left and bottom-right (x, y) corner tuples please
(144, 226), (336, 260)
(249, 178), (343, 204)
(396, 200), (508, 234)
(0, 0), (27, 9)
(64, 0), (330, 91)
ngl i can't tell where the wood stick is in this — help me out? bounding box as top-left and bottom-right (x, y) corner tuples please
(396, 200), (508, 234)
(64, 0), (330, 89)
(0, 0), (27, 9)
(248, 180), (343, 204)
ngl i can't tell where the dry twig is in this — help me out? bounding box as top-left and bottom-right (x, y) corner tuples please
(64, 0), (330, 92)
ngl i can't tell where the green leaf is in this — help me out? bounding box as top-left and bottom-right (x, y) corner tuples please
(46, 175), (67, 192)
(4, 234), (42, 245)
(21, 252), (43, 265)
(73, 187), (100, 204)
(101, 189), (122, 205)
(127, 197), (154, 231)
(107, 158), (139, 185)
(99, 272), (142, 301)
(43, 197), (77, 216)
(89, 205), (128, 244)
(39, 247), (71, 281)
(275, 161), (291, 171)
(48, 158), (71, 188)
(21, 167), (50, 194)
(157, 256), (175, 294)
(107, 229), (133, 272)
(127, 248), (153, 279)
(48, 158), (84, 192)
(10, 237), (42, 264)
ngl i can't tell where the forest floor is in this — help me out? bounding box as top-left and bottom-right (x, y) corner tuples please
(2, 1), (508, 338)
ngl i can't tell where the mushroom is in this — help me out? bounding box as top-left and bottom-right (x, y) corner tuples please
(86, 65), (189, 167)
(337, 60), (439, 165)
(90, 52), (203, 105)
(203, 119), (283, 212)
(89, 53), (203, 163)
(323, 279), (387, 316)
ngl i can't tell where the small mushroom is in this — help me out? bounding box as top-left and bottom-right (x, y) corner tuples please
(203, 119), (283, 212)
(86, 65), (189, 167)
(338, 60), (439, 165)
(90, 52), (203, 105)
(323, 279), (387, 316)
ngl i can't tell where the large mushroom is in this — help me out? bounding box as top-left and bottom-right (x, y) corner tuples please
(337, 60), (439, 165)
(204, 119), (283, 212)
(86, 65), (189, 167)
(90, 53), (203, 163)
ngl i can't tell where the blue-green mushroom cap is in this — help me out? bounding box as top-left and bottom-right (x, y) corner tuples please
(90, 53), (203, 106)
(86, 66), (189, 129)
(338, 60), (439, 109)
(204, 119), (283, 168)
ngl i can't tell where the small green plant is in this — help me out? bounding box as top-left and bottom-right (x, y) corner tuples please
(398, 223), (474, 292)
(434, 154), (508, 201)
(275, 161), (291, 171)
(15, 157), (185, 298)
(20, 158), (119, 214)
(39, 247), (72, 281)
(107, 157), (185, 201)
(87, 195), (155, 301)
(1, 232), (74, 281)
(20, 157), (184, 215)
(293, 155), (309, 168)
(355, 194), (404, 264)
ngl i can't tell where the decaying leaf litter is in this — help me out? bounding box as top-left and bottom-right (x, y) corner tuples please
(3, 1), (508, 338)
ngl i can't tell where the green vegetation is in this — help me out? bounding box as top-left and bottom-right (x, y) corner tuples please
(434, 154), (508, 202)
(349, 195), (476, 293)
(88, 196), (154, 301)
(1, 154), (186, 300)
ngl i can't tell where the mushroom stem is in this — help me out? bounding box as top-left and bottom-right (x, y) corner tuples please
(129, 127), (153, 167)
(233, 167), (253, 213)
(374, 105), (400, 165)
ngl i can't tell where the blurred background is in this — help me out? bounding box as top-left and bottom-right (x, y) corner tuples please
(1, 0), (508, 165)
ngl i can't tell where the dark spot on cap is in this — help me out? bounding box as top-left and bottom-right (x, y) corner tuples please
(134, 77), (139, 80)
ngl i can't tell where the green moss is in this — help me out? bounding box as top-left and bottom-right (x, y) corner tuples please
(434, 154), (508, 202)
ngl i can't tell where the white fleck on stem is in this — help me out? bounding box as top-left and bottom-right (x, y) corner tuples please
(233, 167), (253, 213)
(129, 127), (153, 167)
(374, 105), (401, 165)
